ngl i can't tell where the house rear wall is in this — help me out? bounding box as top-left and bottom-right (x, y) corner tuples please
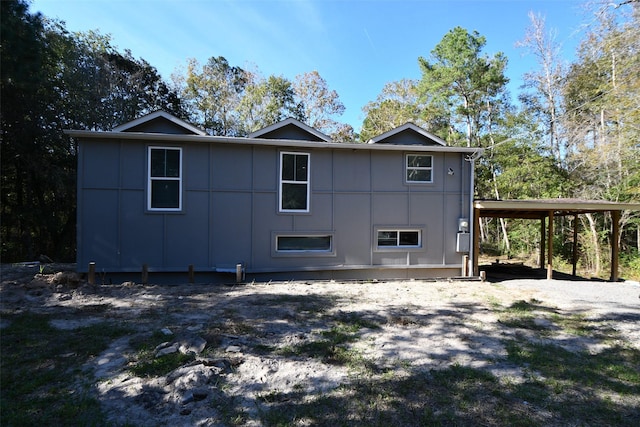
(77, 138), (471, 280)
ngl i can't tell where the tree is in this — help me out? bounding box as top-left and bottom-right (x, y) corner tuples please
(1, 1), (186, 262)
(360, 79), (430, 142)
(516, 12), (567, 165)
(562, 1), (640, 273)
(236, 72), (304, 134)
(293, 71), (353, 141)
(418, 27), (510, 147)
(180, 56), (248, 136)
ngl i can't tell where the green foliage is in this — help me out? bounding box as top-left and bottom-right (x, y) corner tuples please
(0, 0), (186, 262)
(417, 26), (510, 147)
(0, 312), (130, 425)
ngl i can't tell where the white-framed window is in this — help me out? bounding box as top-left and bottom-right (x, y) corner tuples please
(376, 229), (422, 248)
(279, 152), (310, 212)
(148, 146), (182, 211)
(406, 154), (433, 183)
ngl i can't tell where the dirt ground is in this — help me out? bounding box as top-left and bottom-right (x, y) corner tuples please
(1, 263), (639, 426)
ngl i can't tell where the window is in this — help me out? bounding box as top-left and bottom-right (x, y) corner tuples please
(280, 152), (310, 212)
(148, 147), (182, 211)
(276, 235), (332, 252)
(406, 154), (433, 183)
(377, 230), (421, 248)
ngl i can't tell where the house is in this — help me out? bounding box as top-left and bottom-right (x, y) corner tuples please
(67, 111), (481, 282)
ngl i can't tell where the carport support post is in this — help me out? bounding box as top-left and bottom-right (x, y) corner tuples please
(540, 217), (546, 268)
(547, 210), (554, 280)
(572, 214), (579, 277)
(611, 210), (620, 282)
(473, 206), (480, 276)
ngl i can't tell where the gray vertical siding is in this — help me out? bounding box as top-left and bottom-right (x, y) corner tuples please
(77, 137), (472, 278)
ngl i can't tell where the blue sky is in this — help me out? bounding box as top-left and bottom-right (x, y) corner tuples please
(31, 0), (591, 131)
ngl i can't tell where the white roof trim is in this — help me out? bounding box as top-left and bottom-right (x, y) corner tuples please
(248, 117), (332, 142)
(367, 122), (447, 146)
(112, 111), (206, 135)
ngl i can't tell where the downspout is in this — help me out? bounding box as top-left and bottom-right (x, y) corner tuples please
(466, 149), (483, 276)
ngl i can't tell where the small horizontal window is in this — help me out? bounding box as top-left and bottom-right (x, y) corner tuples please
(406, 154), (433, 183)
(377, 230), (421, 248)
(277, 235), (332, 252)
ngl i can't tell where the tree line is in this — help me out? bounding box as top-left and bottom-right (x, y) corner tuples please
(1, 0), (638, 278)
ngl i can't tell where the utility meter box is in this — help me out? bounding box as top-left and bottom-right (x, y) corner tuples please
(456, 232), (470, 253)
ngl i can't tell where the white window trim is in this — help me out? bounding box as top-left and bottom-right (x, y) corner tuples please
(147, 146), (182, 212)
(279, 151), (310, 213)
(374, 227), (423, 251)
(272, 232), (336, 257)
(405, 153), (433, 184)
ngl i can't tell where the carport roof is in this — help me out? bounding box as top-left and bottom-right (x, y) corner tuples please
(472, 198), (640, 281)
(474, 198), (640, 219)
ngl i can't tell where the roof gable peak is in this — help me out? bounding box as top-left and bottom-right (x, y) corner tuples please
(112, 111), (206, 135)
(368, 122), (447, 146)
(248, 117), (332, 142)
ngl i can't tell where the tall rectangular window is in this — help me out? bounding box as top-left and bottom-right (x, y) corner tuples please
(148, 147), (182, 211)
(280, 152), (310, 212)
(406, 154), (433, 183)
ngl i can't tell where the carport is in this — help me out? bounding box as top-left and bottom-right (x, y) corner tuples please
(472, 199), (640, 281)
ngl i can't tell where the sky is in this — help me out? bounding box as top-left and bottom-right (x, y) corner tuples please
(31, 0), (594, 132)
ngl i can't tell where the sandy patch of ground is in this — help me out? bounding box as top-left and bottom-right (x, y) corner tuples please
(2, 264), (639, 425)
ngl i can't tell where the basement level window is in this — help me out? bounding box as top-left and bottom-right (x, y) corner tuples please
(377, 230), (421, 248)
(276, 235), (332, 252)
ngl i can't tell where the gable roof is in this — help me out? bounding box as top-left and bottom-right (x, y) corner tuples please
(112, 111), (206, 135)
(367, 122), (447, 146)
(248, 117), (332, 142)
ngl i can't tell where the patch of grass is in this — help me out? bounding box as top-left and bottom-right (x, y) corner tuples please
(505, 339), (640, 423)
(129, 351), (194, 377)
(254, 364), (543, 426)
(0, 312), (131, 426)
(277, 317), (378, 371)
(497, 299), (556, 332)
(128, 332), (195, 377)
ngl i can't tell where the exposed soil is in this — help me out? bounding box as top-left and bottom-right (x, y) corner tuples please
(1, 263), (639, 426)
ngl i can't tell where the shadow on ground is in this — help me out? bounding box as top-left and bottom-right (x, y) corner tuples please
(479, 262), (610, 283)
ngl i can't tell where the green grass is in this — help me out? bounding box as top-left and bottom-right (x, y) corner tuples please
(276, 313), (380, 370)
(241, 299), (640, 427)
(3, 292), (639, 427)
(127, 331), (196, 377)
(0, 312), (131, 426)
